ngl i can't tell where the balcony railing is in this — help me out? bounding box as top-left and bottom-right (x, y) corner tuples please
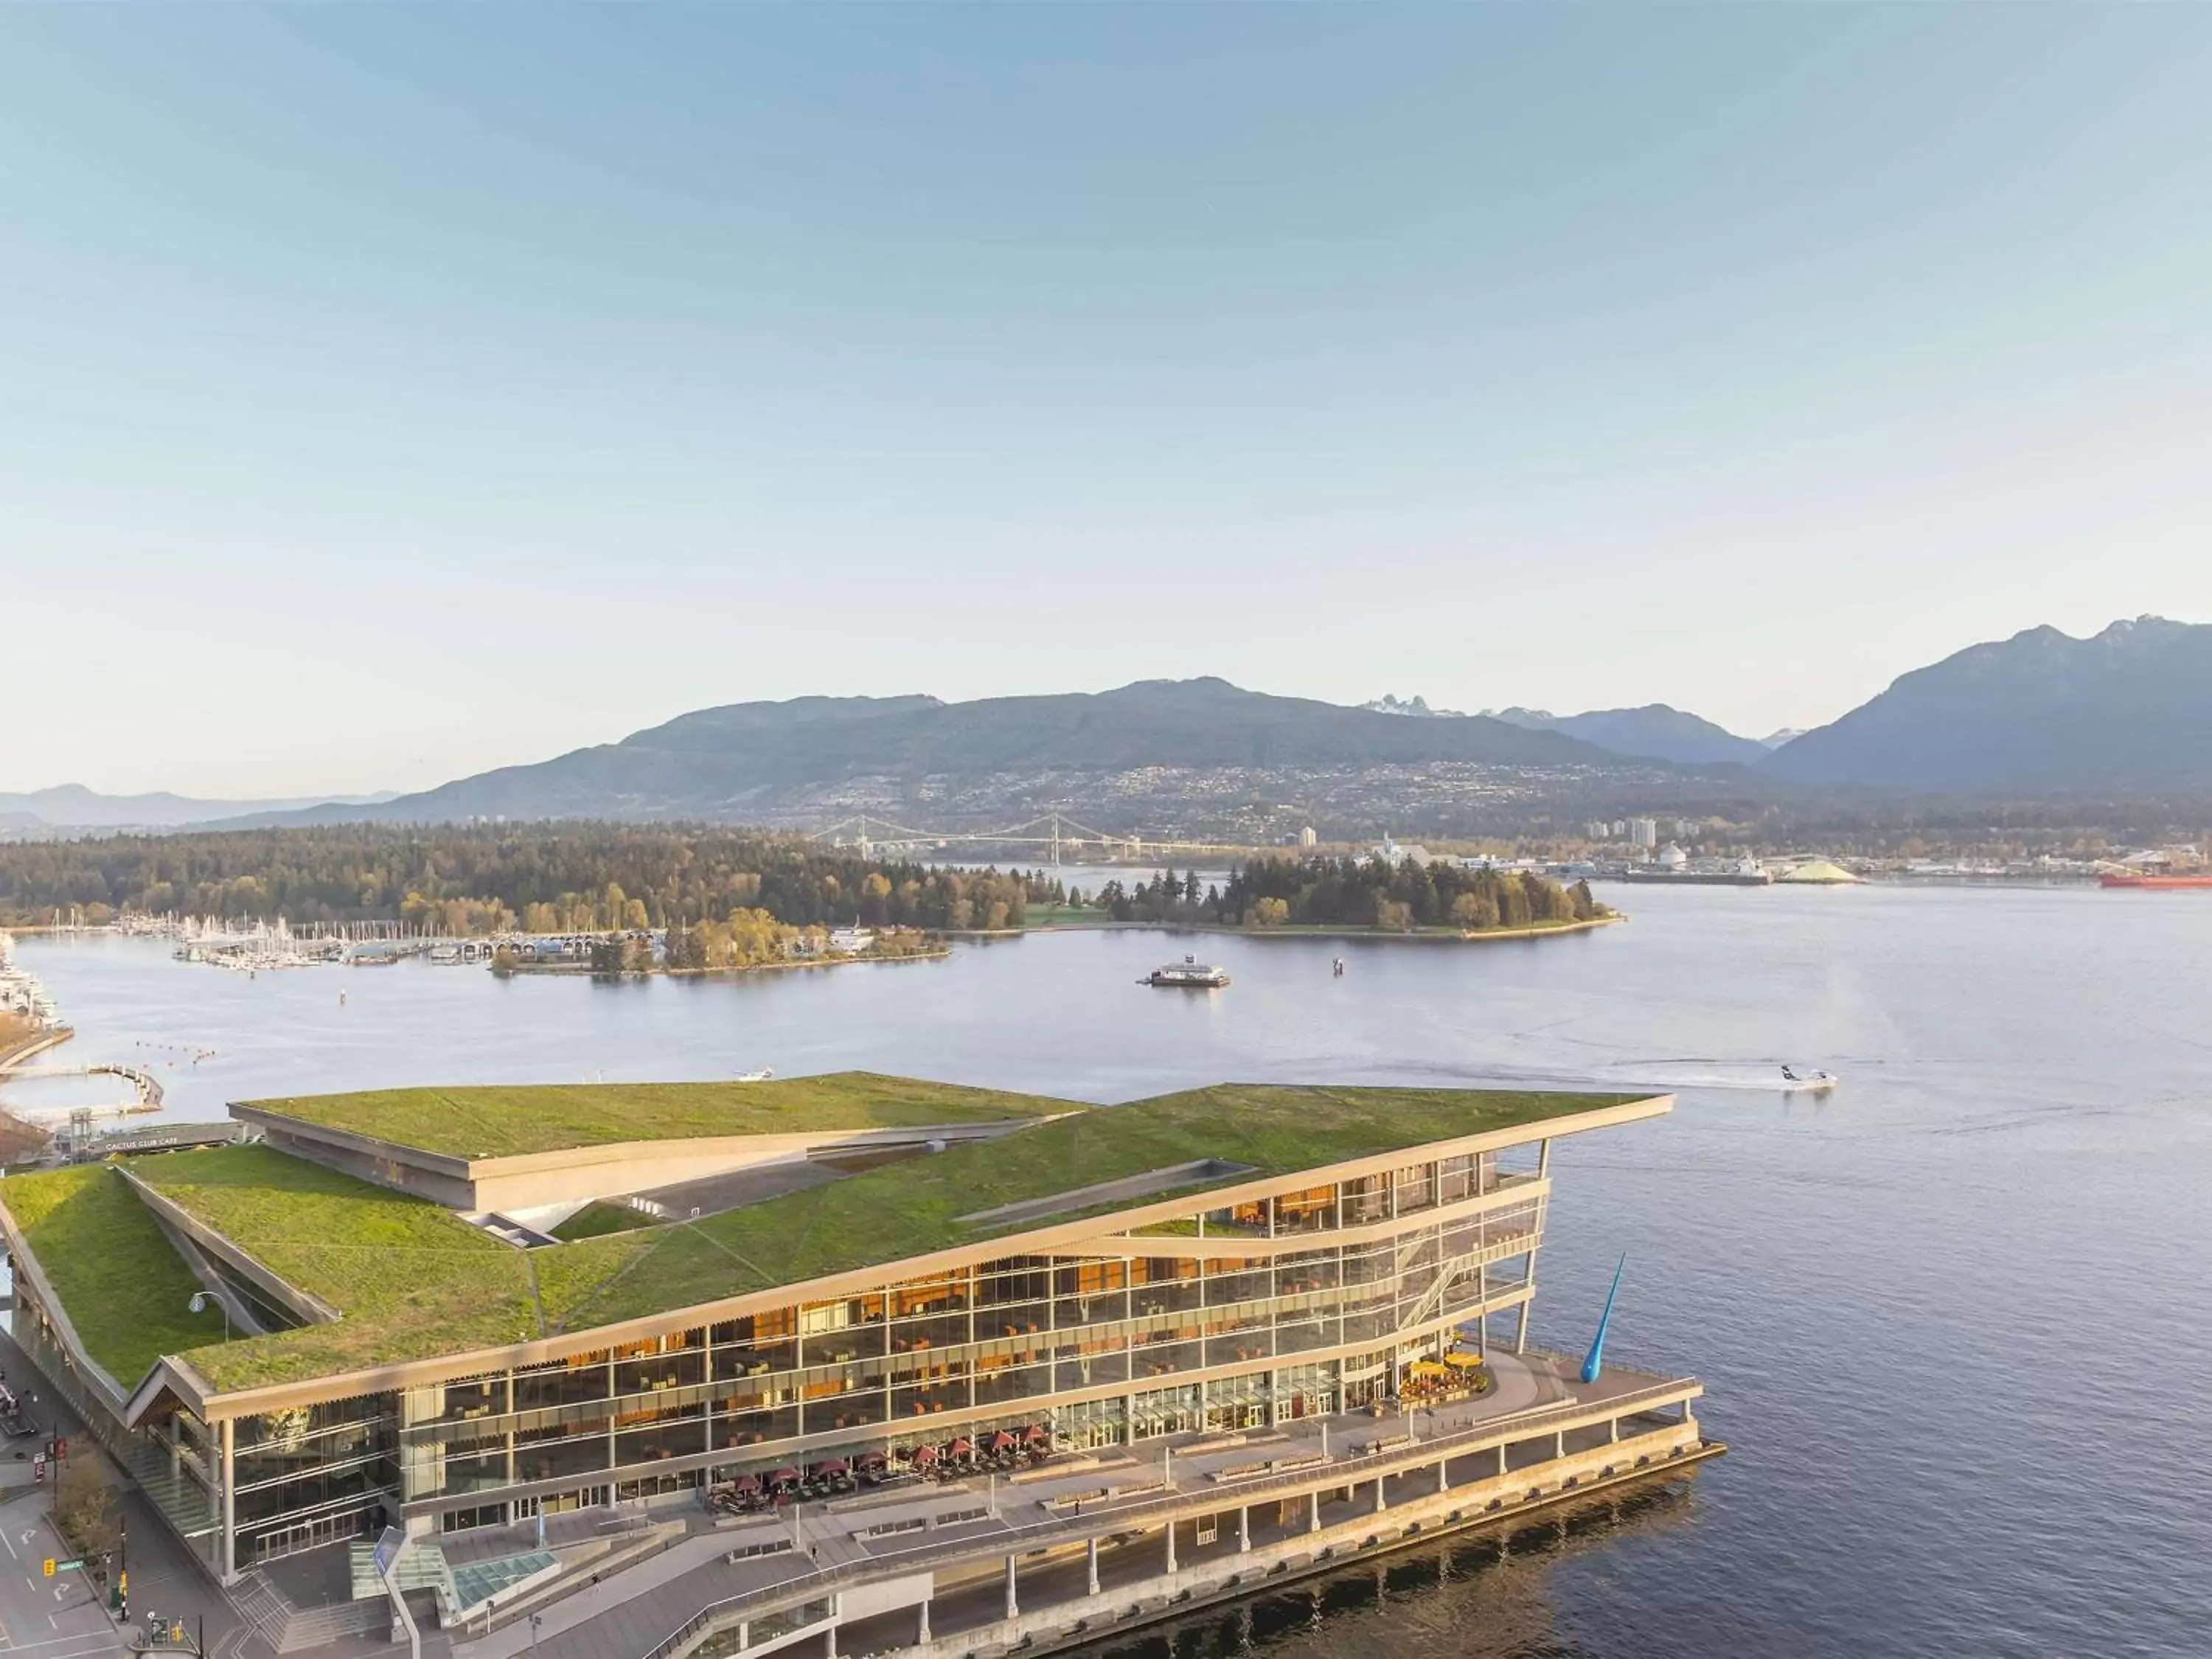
(635, 1373), (1698, 1659)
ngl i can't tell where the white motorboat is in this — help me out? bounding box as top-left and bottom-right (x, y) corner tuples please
(1778, 1066), (1838, 1093)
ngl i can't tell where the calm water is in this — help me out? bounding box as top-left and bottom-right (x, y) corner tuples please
(8, 884), (2211, 1658)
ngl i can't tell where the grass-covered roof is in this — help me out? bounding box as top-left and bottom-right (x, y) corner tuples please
(1, 1077), (1648, 1397)
(0, 1164), (211, 1385)
(237, 1073), (1068, 1159)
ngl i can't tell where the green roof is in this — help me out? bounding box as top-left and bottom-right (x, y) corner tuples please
(129, 1143), (546, 1380)
(0, 1164), (211, 1385)
(238, 1074), (1068, 1159)
(3, 1077), (1644, 1397)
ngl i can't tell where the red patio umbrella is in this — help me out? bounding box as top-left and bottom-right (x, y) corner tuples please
(947, 1436), (974, 1455)
(769, 1467), (801, 1484)
(731, 1472), (760, 1492)
(910, 1444), (938, 1464)
(811, 1458), (850, 1476)
(984, 1431), (1015, 1452)
(1023, 1425), (1050, 1442)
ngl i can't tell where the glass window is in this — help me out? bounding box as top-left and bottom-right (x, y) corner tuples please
(1341, 1175), (1391, 1226)
(1270, 1186), (1338, 1234)
(1394, 1162), (1436, 1214)
(1130, 1384), (1202, 1439)
(714, 1405), (799, 1450)
(515, 1355), (611, 1411)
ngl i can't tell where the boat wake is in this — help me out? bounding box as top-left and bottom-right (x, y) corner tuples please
(1353, 1055), (1848, 1097)
(1564, 1057), (1843, 1094)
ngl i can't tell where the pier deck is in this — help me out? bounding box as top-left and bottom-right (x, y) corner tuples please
(451, 1348), (1711, 1659)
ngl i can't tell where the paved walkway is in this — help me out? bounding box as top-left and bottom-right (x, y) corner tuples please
(454, 1350), (1594, 1659)
(0, 1323), (251, 1658)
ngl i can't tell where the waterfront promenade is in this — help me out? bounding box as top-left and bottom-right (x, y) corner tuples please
(451, 1349), (1709, 1659)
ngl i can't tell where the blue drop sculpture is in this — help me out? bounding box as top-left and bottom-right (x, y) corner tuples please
(1579, 1253), (1627, 1385)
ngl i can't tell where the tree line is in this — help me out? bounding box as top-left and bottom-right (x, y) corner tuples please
(0, 824), (1036, 933)
(1081, 855), (1604, 930)
(0, 825), (1601, 937)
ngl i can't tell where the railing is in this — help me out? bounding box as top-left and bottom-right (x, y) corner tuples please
(634, 1373), (1698, 1659)
(400, 1240), (1543, 1456)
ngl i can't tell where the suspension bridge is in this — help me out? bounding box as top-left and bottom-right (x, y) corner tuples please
(805, 811), (1267, 863)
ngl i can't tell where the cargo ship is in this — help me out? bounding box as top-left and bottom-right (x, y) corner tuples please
(2099, 872), (2212, 889)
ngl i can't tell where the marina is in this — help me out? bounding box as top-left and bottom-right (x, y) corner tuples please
(0, 932), (64, 1034)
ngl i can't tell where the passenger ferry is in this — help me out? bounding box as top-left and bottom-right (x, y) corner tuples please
(1144, 956), (1230, 989)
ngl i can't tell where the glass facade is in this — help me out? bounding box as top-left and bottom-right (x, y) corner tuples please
(383, 1160), (1543, 1531)
(21, 1148), (1545, 1574)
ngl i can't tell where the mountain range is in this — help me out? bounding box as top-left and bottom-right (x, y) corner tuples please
(1758, 616), (2212, 793)
(238, 678), (1634, 829)
(15, 617), (2212, 832)
(0, 784), (400, 830)
(1484, 705), (1770, 767)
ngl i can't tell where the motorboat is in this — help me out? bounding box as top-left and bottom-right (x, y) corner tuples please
(1778, 1066), (1838, 1093)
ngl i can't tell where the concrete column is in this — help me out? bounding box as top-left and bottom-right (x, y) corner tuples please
(1608, 1416), (1619, 1444)
(1495, 1444), (1508, 1477)
(1436, 1455), (1449, 1492)
(1004, 1554), (1018, 1621)
(1514, 1298), (1531, 1355)
(1086, 1535), (1100, 1596)
(220, 1416), (237, 1582)
(1165, 1520), (1178, 1574)
(1309, 1491), (1321, 1533)
(1554, 1430), (1565, 1460)
(1238, 1506), (1251, 1554)
(1373, 1477), (1386, 1514)
(825, 1619), (838, 1658)
(738, 1620), (750, 1651)
(1536, 1138), (1552, 1180)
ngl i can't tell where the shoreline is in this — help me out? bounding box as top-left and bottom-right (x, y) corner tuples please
(951, 914), (1624, 944)
(501, 949), (953, 979)
(0, 1026), (69, 1163)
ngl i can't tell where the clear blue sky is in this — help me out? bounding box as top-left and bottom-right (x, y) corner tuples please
(6, 7), (2210, 797)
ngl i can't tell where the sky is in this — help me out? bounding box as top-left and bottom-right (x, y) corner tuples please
(5, 7), (2211, 799)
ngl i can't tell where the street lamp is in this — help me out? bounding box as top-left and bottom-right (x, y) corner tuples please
(187, 1293), (229, 1343)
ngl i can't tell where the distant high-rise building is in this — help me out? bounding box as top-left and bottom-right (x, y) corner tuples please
(1298, 825), (1318, 848)
(1585, 821), (1610, 841)
(1630, 818), (1659, 849)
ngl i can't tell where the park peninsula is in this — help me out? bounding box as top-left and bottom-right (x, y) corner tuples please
(0, 1074), (1717, 1658)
